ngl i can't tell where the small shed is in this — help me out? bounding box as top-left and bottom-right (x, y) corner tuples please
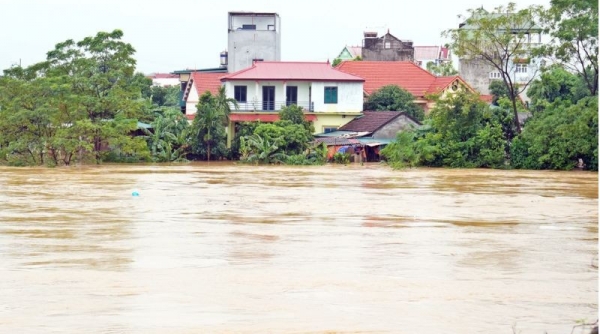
(315, 111), (420, 162)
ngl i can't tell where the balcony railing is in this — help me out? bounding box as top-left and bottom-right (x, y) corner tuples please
(233, 101), (314, 112)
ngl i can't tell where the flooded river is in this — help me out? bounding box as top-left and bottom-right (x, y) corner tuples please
(0, 164), (597, 333)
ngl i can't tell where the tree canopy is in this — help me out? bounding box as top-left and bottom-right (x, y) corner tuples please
(382, 91), (509, 169)
(540, 0), (598, 95)
(443, 3), (544, 133)
(364, 85), (425, 121)
(0, 29), (151, 166)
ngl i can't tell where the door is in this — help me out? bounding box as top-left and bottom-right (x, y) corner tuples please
(262, 86), (275, 110)
(286, 86), (298, 106)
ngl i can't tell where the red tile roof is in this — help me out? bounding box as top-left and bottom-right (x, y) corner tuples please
(191, 72), (223, 97)
(221, 61), (364, 82)
(427, 76), (460, 94)
(338, 111), (419, 133)
(480, 94), (494, 103)
(335, 61), (472, 97)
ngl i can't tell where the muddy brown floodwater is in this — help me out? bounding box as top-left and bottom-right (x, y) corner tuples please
(0, 163), (597, 333)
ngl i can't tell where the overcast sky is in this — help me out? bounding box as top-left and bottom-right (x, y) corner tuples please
(1, 0), (549, 74)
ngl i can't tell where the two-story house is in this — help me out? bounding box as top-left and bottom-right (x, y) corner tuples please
(219, 61), (365, 144)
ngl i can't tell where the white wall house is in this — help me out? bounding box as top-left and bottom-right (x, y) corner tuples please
(220, 61), (364, 113)
(220, 61), (365, 136)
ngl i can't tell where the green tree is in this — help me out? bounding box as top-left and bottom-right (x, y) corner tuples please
(214, 86), (238, 125)
(511, 96), (598, 170)
(488, 80), (509, 106)
(426, 61), (458, 76)
(380, 130), (421, 169)
(540, 0), (598, 95)
(380, 92), (508, 169)
(150, 85), (181, 107)
(190, 92), (228, 161)
(443, 3), (544, 133)
(526, 65), (589, 113)
(278, 104), (314, 133)
(0, 30), (150, 166)
(364, 85), (425, 121)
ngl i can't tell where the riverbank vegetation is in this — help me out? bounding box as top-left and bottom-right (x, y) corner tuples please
(0, 0), (597, 170)
(383, 0), (598, 171)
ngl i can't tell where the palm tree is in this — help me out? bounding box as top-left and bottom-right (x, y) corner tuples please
(195, 99), (224, 161)
(214, 86), (238, 125)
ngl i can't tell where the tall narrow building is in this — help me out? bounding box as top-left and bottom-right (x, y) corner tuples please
(227, 12), (281, 73)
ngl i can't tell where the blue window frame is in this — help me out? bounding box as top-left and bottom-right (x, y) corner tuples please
(324, 87), (338, 104)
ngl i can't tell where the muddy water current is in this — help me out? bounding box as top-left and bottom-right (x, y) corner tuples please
(0, 164), (597, 333)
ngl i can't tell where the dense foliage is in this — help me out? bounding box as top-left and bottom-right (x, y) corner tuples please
(0, 30), (151, 166)
(382, 92), (509, 169)
(189, 91), (229, 161)
(541, 0), (598, 95)
(143, 108), (190, 162)
(240, 105), (326, 165)
(364, 85), (425, 121)
(506, 64), (598, 171)
(512, 97), (598, 170)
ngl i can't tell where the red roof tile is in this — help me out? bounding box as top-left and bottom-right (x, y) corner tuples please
(336, 61), (472, 97)
(221, 61), (364, 82)
(480, 94), (494, 103)
(191, 72), (223, 97)
(427, 76), (459, 94)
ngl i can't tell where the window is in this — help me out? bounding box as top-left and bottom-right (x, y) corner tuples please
(323, 127), (338, 133)
(242, 24), (256, 30)
(286, 86), (298, 106)
(384, 42), (391, 49)
(324, 87), (338, 104)
(234, 86), (247, 103)
(515, 64), (528, 73)
(489, 72), (502, 79)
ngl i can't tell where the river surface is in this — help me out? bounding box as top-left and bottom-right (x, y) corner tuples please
(0, 163), (597, 333)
